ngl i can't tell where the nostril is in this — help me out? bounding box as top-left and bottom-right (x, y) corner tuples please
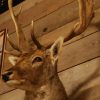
(2, 74), (9, 82)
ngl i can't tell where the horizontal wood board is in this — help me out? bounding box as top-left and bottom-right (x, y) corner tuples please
(0, 29), (100, 95)
(0, 0), (75, 35)
(0, 0), (100, 96)
(0, 0), (100, 36)
(5, 8), (100, 50)
(0, 57), (100, 100)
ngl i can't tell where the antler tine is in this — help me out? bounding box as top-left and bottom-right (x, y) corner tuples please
(1, 29), (21, 52)
(74, 0), (94, 34)
(8, 0), (30, 52)
(31, 21), (43, 49)
(0, 29), (7, 76)
(64, 0), (94, 42)
(0, 50), (20, 56)
(7, 34), (21, 52)
(0, 30), (5, 37)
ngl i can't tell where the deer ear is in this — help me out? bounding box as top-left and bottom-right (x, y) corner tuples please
(8, 56), (19, 66)
(49, 37), (64, 64)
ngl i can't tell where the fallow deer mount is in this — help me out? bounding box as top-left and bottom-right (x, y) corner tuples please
(1, 0), (94, 100)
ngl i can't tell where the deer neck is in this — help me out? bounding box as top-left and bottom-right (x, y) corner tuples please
(25, 75), (68, 100)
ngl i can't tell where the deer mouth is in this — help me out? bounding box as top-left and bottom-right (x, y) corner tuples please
(6, 79), (25, 86)
(2, 72), (25, 86)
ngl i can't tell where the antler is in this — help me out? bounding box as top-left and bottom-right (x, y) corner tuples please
(64, 0), (94, 42)
(8, 0), (94, 51)
(0, 29), (21, 77)
(31, 21), (43, 49)
(0, 29), (7, 77)
(8, 0), (31, 52)
(45, 0), (94, 48)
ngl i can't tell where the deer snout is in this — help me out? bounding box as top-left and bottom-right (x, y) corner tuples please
(2, 71), (13, 82)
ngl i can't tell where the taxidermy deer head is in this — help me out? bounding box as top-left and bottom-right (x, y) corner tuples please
(1, 0), (94, 100)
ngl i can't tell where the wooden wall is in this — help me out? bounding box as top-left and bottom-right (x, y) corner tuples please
(0, 0), (100, 100)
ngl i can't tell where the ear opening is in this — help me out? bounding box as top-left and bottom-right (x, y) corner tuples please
(49, 37), (64, 64)
(8, 56), (19, 66)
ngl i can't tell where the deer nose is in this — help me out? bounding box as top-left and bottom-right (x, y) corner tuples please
(2, 71), (13, 82)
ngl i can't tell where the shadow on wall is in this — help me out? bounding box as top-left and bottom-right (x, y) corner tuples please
(69, 61), (100, 100)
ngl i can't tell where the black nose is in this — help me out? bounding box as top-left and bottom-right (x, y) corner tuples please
(2, 71), (13, 82)
(2, 74), (9, 82)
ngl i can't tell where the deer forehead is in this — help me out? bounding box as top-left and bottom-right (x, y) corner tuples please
(18, 50), (45, 59)
(33, 50), (45, 57)
(15, 50), (45, 66)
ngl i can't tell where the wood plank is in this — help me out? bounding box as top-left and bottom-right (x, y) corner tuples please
(0, 0), (100, 36)
(0, 0), (74, 34)
(0, 57), (100, 100)
(3, 9), (100, 71)
(0, 0), (43, 24)
(59, 57), (100, 99)
(0, 80), (14, 95)
(4, 28), (100, 71)
(0, 30), (100, 95)
(0, 3), (100, 95)
(0, 89), (25, 100)
(4, 9), (100, 71)
(58, 31), (100, 71)
(34, 0), (100, 36)
(39, 8), (100, 47)
(0, 86), (100, 100)
(5, 7), (100, 51)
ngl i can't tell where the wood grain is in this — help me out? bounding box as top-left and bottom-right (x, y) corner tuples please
(5, 8), (100, 51)
(58, 31), (100, 71)
(0, 0), (74, 35)
(2, 8), (100, 71)
(0, 0), (100, 96)
(34, 0), (100, 36)
(59, 57), (100, 99)
(0, 57), (100, 100)
(0, 0), (100, 36)
(0, 30), (100, 95)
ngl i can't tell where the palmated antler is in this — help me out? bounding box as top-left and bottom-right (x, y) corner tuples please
(31, 21), (43, 49)
(8, 0), (31, 52)
(64, 0), (94, 42)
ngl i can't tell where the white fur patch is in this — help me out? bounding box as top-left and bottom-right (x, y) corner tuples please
(8, 56), (19, 65)
(7, 79), (25, 85)
(49, 37), (64, 65)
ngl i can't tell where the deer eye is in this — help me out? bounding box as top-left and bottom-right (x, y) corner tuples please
(32, 56), (43, 64)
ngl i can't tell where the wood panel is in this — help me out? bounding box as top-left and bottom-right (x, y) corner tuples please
(59, 57), (100, 99)
(0, 0), (74, 34)
(0, 0), (100, 36)
(0, 30), (100, 95)
(0, 57), (100, 100)
(4, 24), (100, 71)
(0, 80), (14, 95)
(58, 31), (100, 71)
(0, 1), (100, 95)
(34, 0), (100, 36)
(5, 8), (100, 51)
(0, 0), (43, 24)
(2, 9), (100, 71)
(39, 8), (100, 47)
(0, 8), (100, 95)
